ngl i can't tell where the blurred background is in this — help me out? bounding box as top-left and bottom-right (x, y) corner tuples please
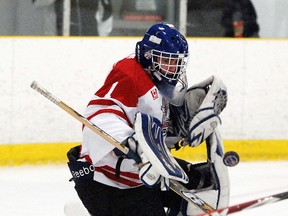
(0, 0), (287, 38)
(1, 0), (287, 166)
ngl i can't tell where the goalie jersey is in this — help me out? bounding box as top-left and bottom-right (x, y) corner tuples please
(80, 56), (170, 189)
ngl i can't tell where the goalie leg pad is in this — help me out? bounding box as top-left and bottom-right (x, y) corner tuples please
(207, 130), (230, 209)
(181, 130), (230, 215)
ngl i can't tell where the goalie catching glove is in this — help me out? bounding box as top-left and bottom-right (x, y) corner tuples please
(169, 75), (228, 147)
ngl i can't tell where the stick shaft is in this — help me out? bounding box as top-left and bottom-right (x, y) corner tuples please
(169, 180), (215, 212)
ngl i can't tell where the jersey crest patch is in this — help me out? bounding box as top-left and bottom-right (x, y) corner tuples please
(150, 89), (158, 100)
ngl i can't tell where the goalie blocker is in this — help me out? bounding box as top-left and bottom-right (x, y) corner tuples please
(134, 112), (189, 188)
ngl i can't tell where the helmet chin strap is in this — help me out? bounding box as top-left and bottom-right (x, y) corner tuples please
(152, 72), (188, 106)
(152, 70), (162, 81)
(145, 66), (163, 82)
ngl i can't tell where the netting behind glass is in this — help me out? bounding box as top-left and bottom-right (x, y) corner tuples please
(0, 0), (260, 37)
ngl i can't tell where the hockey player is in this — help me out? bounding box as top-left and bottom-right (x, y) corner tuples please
(67, 22), (229, 216)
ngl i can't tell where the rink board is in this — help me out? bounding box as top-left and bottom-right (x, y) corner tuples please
(1, 140), (287, 166)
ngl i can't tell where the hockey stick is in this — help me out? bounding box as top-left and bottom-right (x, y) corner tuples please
(196, 190), (288, 216)
(30, 81), (214, 213)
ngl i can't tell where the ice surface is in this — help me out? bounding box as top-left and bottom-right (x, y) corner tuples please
(0, 162), (287, 216)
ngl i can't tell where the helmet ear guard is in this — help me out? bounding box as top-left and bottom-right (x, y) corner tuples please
(135, 41), (152, 70)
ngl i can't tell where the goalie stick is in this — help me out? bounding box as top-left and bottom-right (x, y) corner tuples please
(196, 190), (288, 216)
(30, 81), (215, 213)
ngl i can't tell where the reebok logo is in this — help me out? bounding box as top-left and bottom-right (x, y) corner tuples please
(71, 164), (95, 179)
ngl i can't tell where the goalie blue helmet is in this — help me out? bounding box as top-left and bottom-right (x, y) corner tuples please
(136, 22), (189, 106)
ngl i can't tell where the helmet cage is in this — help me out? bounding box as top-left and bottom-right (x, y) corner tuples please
(151, 50), (189, 82)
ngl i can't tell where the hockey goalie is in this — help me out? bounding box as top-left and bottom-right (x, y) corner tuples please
(67, 75), (229, 216)
(66, 22), (230, 216)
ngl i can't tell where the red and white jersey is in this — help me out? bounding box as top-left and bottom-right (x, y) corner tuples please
(80, 56), (169, 189)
